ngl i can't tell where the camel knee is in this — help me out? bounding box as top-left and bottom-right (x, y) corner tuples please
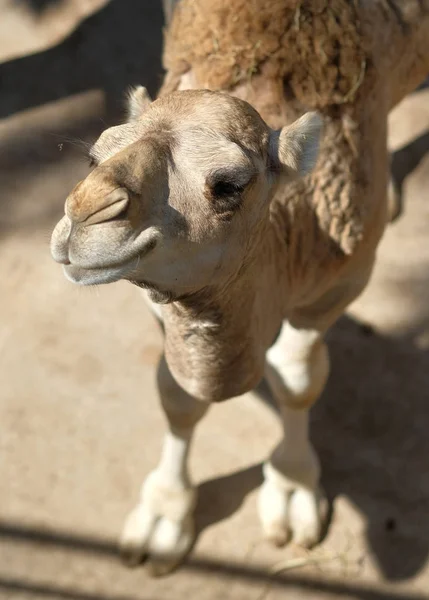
(266, 338), (330, 410)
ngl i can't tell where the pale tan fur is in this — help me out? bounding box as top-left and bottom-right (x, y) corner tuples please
(50, 0), (429, 573)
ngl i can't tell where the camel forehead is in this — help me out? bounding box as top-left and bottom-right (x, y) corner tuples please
(155, 90), (268, 144)
(90, 91), (267, 167)
(157, 90), (257, 124)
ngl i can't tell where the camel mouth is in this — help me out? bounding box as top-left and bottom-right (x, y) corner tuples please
(63, 255), (140, 286)
(59, 231), (159, 285)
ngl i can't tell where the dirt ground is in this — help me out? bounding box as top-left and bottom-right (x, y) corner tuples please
(1, 1), (429, 599)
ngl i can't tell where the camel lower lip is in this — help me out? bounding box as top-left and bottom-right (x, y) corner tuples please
(63, 256), (138, 285)
(62, 235), (158, 285)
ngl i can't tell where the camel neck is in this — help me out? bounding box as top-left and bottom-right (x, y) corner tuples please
(161, 223), (287, 402)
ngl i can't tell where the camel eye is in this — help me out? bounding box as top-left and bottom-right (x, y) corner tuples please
(207, 166), (253, 199)
(212, 179), (245, 197)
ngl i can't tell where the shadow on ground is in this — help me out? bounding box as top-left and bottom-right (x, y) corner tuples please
(0, 0), (164, 119)
(13, 0), (62, 12)
(390, 130), (429, 219)
(317, 315), (429, 580)
(0, 514), (427, 600)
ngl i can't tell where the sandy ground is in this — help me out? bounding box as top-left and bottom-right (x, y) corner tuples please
(1, 2), (429, 599)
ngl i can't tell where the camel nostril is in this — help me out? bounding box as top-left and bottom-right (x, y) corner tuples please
(84, 188), (130, 225)
(103, 203), (129, 223)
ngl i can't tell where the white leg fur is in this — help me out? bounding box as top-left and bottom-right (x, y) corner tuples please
(120, 355), (207, 575)
(121, 430), (195, 571)
(259, 322), (329, 548)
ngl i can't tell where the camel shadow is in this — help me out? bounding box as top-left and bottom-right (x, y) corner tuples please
(194, 313), (429, 581)
(316, 315), (429, 580)
(13, 0), (60, 12)
(0, 0), (164, 120)
(390, 130), (429, 220)
(195, 464), (263, 536)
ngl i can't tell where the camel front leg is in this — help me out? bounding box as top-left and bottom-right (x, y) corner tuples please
(259, 258), (376, 549)
(120, 354), (208, 575)
(259, 322), (329, 548)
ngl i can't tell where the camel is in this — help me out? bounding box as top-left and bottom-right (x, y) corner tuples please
(51, 0), (429, 575)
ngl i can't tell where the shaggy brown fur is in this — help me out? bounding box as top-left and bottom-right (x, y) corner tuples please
(163, 0), (367, 108)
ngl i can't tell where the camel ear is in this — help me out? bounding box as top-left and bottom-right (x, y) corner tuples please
(271, 112), (323, 177)
(127, 86), (152, 122)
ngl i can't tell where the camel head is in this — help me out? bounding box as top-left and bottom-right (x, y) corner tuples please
(51, 88), (322, 303)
